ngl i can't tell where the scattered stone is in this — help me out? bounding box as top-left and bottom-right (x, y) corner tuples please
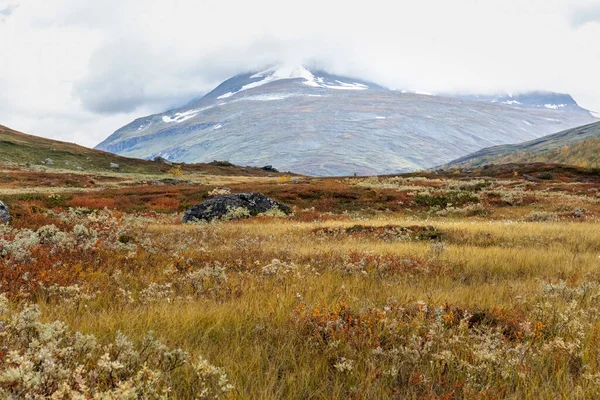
(573, 208), (587, 218)
(209, 160), (235, 167)
(261, 165), (278, 172)
(183, 193), (290, 223)
(170, 180), (180, 185)
(42, 158), (54, 165)
(110, 162), (120, 169)
(0, 201), (11, 224)
(522, 174), (540, 182)
(151, 181), (165, 186)
(76, 166), (84, 171)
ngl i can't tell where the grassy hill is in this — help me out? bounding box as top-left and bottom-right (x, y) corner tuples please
(447, 121), (600, 169)
(0, 124), (288, 176)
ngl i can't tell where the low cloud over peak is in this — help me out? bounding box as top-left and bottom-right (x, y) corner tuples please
(0, 0), (598, 147)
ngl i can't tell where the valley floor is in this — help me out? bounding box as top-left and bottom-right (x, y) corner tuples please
(1, 164), (600, 398)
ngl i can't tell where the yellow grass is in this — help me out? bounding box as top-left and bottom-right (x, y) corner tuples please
(3, 170), (600, 398)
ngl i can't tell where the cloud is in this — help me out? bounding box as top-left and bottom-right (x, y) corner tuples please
(570, 4), (600, 27)
(74, 35), (359, 114)
(0, 0), (599, 148)
(0, 3), (18, 21)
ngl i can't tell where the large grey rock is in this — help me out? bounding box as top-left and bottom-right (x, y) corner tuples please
(183, 193), (290, 223)
(0, 201), (11, 224)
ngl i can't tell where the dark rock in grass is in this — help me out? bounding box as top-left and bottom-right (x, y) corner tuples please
(183, 192), (290, 223)
(0, 201), (11, 224)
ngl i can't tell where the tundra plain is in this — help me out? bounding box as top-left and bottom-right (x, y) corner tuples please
(1, 163), (600, 398)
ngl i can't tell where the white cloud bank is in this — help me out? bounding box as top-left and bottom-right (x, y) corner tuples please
(0, 0), (598, 147)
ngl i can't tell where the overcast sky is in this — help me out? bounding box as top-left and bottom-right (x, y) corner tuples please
(0, 0), (599, 148)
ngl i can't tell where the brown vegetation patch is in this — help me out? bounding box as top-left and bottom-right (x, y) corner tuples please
(312, 224), (444, 241)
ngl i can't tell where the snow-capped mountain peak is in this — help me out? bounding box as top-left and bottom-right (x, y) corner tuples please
(215, 65), (375, 100)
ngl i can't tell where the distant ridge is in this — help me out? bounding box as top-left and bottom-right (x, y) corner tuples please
(445, 121), (600, 169)
(0, 124), (282, 176)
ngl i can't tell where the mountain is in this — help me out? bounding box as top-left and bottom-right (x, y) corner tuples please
(96, 66), (597, 176)
(445, 121), (600, 169)
(0, 124), (279, 176)
(447, 91), (591, 113)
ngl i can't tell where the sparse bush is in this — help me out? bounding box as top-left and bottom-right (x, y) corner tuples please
(538, 171), (556, 180)
(413, 191), (479, 209)
(0, 295), (232, 398)
(208, 187), (231, 197)
(169, 164), (183, 177)
(525, 211), (559, 222)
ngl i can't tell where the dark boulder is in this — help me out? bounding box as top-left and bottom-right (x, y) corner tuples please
(183, 193), (290, 223)
(0, 201), (11, 224)
(261, 165), (279, 172)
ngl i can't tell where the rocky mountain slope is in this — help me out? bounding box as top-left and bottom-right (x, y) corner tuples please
(445, 121), (600, 169)
(96, 66), (597, 176)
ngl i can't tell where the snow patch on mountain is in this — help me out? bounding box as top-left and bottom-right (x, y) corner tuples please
(544, 104), (567, 109)
(217, 66), (369, 99)
(162, 106), (213, 123)
(326, 81), (368, 90)
(236, 93), (300, 101)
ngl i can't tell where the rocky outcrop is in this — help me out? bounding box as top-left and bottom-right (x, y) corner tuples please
(153, 156), (172, 165)
(0, 201), (11, 224)
(261, 165), (278, 172)
(183, 193), (290, 223)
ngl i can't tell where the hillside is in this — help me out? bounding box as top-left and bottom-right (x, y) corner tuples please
(0, 124), (286, 176)
(96, 66), (597, 176)
(446, 121), (600, 169)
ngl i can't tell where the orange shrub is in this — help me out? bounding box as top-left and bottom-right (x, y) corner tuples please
(149, 197), (180, 211)
(9, 201), (57, 229)
(70, 196), (116, 209)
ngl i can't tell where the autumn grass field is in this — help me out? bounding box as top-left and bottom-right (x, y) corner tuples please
(2, 163), (600, 398)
